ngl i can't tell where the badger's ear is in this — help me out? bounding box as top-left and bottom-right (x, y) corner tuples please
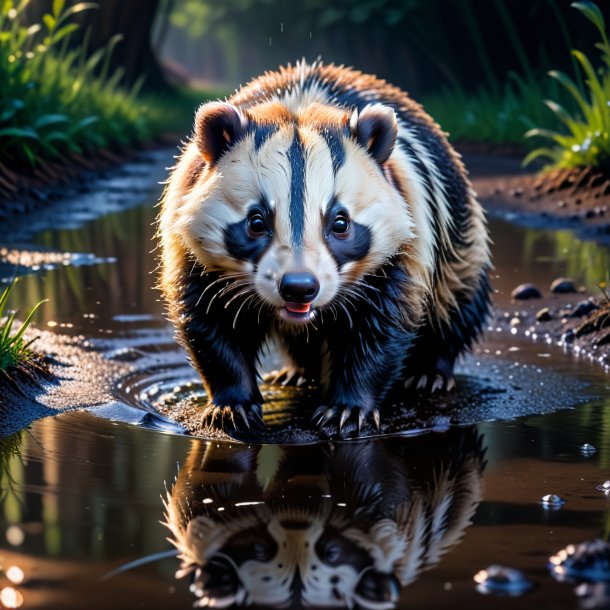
(194, 102), (247, 164)
(350, 103), (398, 165)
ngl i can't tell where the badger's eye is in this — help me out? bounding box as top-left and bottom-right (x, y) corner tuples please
(332, 214), (350, 237)
(248, 212), (267, 237)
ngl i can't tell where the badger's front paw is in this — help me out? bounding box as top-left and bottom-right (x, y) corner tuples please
(200, 402), (265, 433)
(311, 403), (381, 437)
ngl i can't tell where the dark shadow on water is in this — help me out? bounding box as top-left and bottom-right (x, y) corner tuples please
(164, 428), (486, 609)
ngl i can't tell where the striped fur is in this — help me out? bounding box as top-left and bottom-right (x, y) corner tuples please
(158, 61), (492, 432)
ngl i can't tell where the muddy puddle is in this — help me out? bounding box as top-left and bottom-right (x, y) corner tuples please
(1, 154), (610, 608)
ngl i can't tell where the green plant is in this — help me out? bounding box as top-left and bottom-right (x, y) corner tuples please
(0, 277), (46, 371)
(524, 2), (610, 170)
(0, 0), (168, 166)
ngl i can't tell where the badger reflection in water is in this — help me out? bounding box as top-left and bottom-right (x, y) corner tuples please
(164, 428), (486, 609)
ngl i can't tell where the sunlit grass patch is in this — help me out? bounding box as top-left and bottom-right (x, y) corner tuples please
(524, 2), (610, 171)
(0, 0), (166, 168)
(0, 278), (45, 372)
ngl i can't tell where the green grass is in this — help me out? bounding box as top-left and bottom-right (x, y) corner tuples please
(0, 0), (177, 167)
(0, 277), (45, 371)
(423, 76), (565, 148)
(524, 2), (610, 171)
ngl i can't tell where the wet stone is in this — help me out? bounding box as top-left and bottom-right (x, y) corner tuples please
(548, 540), (610, 583)
(536, 307), (553, 322)
(581, 443), (597, 457)
(512, 283), (543, 300)
(473, 565), (534, 596)
(540, 494), (565, 509)
(551, 277), (577, 294)
(570, 300), (599, 318)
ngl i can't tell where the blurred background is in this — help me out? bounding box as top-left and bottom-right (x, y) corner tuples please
(3, 0), (610, 174)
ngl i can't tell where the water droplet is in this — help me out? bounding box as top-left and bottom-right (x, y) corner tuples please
(596, 480), (610, 494)
(473, 565), (534, 596)
(549, 540), (610, 582)
(540, 494), (565, 509)
(581, 443), (597, 457)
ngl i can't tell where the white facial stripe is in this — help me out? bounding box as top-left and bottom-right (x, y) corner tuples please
(388, 141), (436, 275)
(334, 139), (414, 272)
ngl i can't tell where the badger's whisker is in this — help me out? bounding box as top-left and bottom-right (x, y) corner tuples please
(336, 300), (354, 328)
(205, 280), (250, 313)
(224, 286), (255, 308)
(196, 272), (249, 307)
(232, 292), (257, 329)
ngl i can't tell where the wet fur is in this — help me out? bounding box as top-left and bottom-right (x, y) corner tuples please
(158, 61), (492, 434)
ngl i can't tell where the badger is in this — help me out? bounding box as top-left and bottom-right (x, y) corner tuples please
(164, 429), (486, 608)
(158, 60), (491, 434)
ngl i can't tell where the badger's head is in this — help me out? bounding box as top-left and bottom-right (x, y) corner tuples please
(172, 99), (413, 324)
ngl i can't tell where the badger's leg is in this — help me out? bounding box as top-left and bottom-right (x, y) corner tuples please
(263, 332), (323, 387)
(312, 323), (413, 435)
(312, 269), (415, 436)
(176, 271), (271, 433)
(404, 273), (491, 394)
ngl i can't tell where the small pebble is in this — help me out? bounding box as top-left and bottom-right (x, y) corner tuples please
(581, 443), (597, 457)
(557, 200), (566, 208)
(540, 494), (565, 509)
(536, 307), (553, 322)
(549, 540), (610, 583)
(511, 283), (542, 300)
(511, 188), (523, 198)
(473, 565), (534, 596)
(550, 277), (577, 294)
(510, 317), (521, 327)
(562, 329), (575, 344)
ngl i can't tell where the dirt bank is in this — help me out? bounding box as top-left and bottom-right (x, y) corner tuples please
(467, 154), (610, 244)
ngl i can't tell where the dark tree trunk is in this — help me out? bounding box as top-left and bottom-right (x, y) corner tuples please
(23, 0), (170, 91)
(73, 0), (170, 91)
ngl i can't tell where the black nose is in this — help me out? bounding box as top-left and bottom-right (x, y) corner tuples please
(279, 272), (320, 303)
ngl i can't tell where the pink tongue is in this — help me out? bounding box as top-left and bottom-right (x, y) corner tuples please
(286, 303), (311, 314)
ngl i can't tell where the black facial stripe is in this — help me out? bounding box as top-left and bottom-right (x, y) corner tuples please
(288, 131), (306, 251)
(324, 203), (371, 268)
(223, 203), (273, 264)
(320, 127), (346, 175)
(248, 121), (279, 151)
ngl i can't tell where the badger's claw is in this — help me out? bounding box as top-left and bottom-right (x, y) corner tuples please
(312, 404), (381, 437)
(200, 402), (265, 433)
(405, 372), (456, 395)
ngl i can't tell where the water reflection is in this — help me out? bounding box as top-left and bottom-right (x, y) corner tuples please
(165, 428), (486, 608)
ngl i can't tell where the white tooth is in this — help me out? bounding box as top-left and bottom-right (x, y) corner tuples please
(404, 376), (414, 389)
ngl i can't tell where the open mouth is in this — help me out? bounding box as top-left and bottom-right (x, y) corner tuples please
(280, 302), (315, 322)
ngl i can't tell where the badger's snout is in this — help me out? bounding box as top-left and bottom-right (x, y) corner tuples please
(279, 271), (320, 304)
(277, 270), (320, 322)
